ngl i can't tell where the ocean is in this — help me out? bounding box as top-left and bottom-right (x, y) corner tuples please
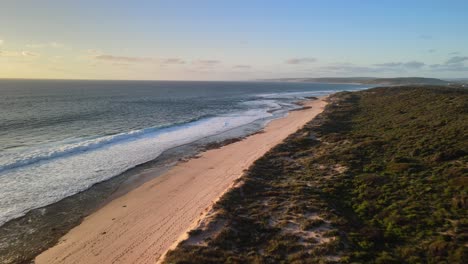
(0, 79), (368, 227)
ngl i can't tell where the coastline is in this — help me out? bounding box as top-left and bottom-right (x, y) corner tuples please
(162, 86), (467, 263)
(35, 97), (328, 264)
(0, 119), (266, 264)
(1, 99), (277, 264)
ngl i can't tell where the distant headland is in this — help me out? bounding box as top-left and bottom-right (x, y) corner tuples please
(263, 77), (468, 87)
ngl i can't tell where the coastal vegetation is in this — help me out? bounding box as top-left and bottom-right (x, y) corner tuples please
(164, 86), (467, 263)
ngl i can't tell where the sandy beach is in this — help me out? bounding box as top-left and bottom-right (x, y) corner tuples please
(35, 97), (327, 264)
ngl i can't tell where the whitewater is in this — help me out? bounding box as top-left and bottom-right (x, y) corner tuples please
(0, 80), (368, 226)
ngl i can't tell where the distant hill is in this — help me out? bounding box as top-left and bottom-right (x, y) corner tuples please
(363, 77), (451, 85)
(447, 78), (468, 82)
(446, 78), (468, 86)
(265, 77), (452, 86)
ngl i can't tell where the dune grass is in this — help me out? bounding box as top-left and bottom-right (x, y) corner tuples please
(164, 86), (467, 264)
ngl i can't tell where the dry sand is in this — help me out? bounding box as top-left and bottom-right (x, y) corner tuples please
(36, 97), (327, 264)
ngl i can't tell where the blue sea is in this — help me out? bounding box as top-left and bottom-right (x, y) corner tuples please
(0, 80), (368, 226)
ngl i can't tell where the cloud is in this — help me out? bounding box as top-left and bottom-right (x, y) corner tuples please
(0, 39), (3, 45)
(445, 56), (468, 64)
(0, 50), (39, 57)
(404, 61), (425, 68)
(319, 57), (463, 75)
(95, 54), (154, 63)
(285, 57), (317, 64)
(374, 61), (425, 69)
(93, 54), (188, 66)
(319, 60), (427, 75)
(430, 63), (468, 72)
(429, 55), (468, 72)
(22, 51), (39, 57)
(449, 51), (460, 55)
(374, 62), (403, 67)
(161, 58), (185, 65)
(233, 64), (251, 69)
(427, 49), (436, 53)
(321, 64), (385, 74)
(26, 42), (64, 48)
(193, 60), (221, 67)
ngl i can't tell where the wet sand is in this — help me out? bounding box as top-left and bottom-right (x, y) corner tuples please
(36, 97), (327, 264)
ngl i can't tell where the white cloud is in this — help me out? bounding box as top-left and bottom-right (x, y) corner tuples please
(0, 50), (39, 57)
(0, 39), (3, 45)
(26, 42), (64, 48)
(193, 60), (221, 67)
(22, 51), (39, 57)
(160, 58), (186, 65)
(233, 64), (251, 69)
(93, 54), (188, 66)
(95, 54), (154, 63)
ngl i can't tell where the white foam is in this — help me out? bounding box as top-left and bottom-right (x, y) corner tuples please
(256, 90), (336, 99)
(0, 120), (205, 173)
(0, 108), (277, 226)
(240, 99), (282, 110)
(0, 86), (362, 226)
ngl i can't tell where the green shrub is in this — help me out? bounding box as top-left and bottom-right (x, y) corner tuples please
(164, 87), (468, 264)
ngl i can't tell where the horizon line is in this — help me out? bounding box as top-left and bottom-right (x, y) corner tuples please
(0, 76), (464, 82)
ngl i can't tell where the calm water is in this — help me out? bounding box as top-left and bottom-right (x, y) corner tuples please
(0, 79), (367, 226)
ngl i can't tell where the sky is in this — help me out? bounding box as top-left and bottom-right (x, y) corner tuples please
(0, 0), (467, 80)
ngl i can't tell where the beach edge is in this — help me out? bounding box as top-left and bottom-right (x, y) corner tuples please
(35, 97), (328, 264)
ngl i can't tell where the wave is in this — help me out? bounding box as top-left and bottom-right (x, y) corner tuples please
(240, 99), (282, 109)
(255, 90), (338, 99)
(0, 83), (371, 227)
(0, 108), (275, 226)
(0, 97), (306, 174)
(0, 116), (214, 173)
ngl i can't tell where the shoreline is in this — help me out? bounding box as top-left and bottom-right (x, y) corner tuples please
(162, 86), (467, 263)
(0, 110), (268, 264)
(35, 97), (328, 264)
